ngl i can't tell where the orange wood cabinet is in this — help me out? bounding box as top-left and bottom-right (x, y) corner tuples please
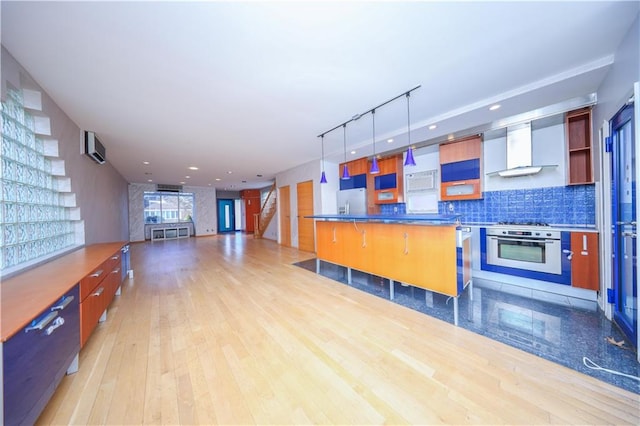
(374, 154), (404, 204)
(79, 249), (122, 347)
(566, 107), (593, 185)
(570, 232), (599, 290)
(339, 157), (368, 177)
(439, 135), (483, 201)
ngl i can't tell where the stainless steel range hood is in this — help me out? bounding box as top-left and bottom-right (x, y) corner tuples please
(490, 121), (558, 178)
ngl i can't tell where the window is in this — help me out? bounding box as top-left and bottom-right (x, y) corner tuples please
(144, 192), (194, 224)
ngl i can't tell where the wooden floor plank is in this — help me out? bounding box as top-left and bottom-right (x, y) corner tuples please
(36, 235), (639, 425)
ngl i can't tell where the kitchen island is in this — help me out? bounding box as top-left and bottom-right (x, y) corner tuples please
(309, 214), (472, 325)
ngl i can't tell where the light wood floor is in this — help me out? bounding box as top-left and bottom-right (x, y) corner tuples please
(37, 234), (639, 425)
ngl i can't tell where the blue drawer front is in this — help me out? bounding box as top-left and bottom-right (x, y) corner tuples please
(441, 159), (480, 182)
(3, 285), (80, 426)
(339, 173), (367, 190)
(374, 173), (397, 190)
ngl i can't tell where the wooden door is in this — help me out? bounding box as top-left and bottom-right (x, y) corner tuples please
(279, 185), (291, 247)
(296, 180), (315, 253)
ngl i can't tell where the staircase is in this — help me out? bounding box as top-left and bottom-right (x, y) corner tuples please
(254, 183), (277, 238)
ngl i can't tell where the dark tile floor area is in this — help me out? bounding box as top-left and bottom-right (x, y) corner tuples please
(294, 259), (640, 395)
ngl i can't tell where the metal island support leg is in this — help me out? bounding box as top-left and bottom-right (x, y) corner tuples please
(390, 280), (395, 300)
(453, 297), (459, 326)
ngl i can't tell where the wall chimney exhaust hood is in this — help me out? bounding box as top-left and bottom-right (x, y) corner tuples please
(489, 122), (557, 178)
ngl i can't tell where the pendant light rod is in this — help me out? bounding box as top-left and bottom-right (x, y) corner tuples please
(316, 84), (421, 139)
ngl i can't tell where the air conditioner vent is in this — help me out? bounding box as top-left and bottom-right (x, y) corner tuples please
(84, 131), (106, 164)
(406, 170), (437, 193)
(157, 184), (183, 193)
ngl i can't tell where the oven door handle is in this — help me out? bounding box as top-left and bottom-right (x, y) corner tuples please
(489, 236), (559, 244)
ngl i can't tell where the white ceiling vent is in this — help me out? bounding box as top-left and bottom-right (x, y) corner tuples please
(156, 184), (183, 193)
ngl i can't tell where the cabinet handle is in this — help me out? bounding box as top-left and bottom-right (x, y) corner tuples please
(111, 255), (120, 260)
(111, 268), (121, 274)
(51, 295), (75, 311)
(25, 311), (58, 333)
(404, 232), (409, 255)
(90, 270), (103, 278)
(92, 287), (104, 297)
(332, 227), (337, 243)
(45, 316), (65, 336)
(362, 230), (366, 248)
(451, 182), (467, 186)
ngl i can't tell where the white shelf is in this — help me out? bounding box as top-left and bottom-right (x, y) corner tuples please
(151, 226), (190, 241)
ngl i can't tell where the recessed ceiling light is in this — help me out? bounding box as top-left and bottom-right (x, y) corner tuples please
(447, 134), (455, 140)
(227, 171), (233, 174)
(429, 124), (437, 130)
(387, 138), (394, 143)
(351, 150), (356, 155)
(215, 178), (221, 181)
(180, 181), (186, 184)
(208, 183), (212, 186)
(188, 166), (198, 170)
(143, 161), (150, 165)
(185, 176), (190, 179)
(489, 104), (501, 111)
(147, 179), (153, 182)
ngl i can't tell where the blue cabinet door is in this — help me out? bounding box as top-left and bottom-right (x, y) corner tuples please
(3, 286), (80, 426)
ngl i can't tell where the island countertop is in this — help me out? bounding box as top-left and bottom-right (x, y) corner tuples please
(307, 213), (461, 224)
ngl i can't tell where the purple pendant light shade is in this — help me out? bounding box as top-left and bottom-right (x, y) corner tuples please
(370, 109), (380, 174)
(319, 135), (328, 184)
(404, 92), (417, 167)
(404, 146), (417, 167)
(370, 157), (380, 174)
(341, 124), (351, 180)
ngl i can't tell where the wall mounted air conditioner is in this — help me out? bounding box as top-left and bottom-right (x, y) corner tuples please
(84, 131), (106, 164)
(405, 170), (437, 193)
(157, 184), (183, 193)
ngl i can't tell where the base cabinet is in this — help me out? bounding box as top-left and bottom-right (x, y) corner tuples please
(79, 250), (122, 347)
(570, 232), (599, 290)
(3, 286), (80, 426)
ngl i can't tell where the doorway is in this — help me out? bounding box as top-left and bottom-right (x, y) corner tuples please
(217, 199), (235, 233)
(610, 99), (637, 348)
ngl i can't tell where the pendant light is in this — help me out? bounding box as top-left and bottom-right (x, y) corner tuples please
(341, 124), (351, 180)
(404, 92), (417, 167)
(319, 134), (328, 184)
(370, 109), (380, 174)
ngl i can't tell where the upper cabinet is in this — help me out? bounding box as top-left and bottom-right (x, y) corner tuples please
(439, 135), (483, 200)
(373, 154), (404, 204)
(339, 158), (368, 190)
(566, 107), (593, 185)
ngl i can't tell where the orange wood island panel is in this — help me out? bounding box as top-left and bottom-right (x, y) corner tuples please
(315, 220), (463, 297)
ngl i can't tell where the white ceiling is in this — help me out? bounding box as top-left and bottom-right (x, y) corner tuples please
(2, 1), (639, 190)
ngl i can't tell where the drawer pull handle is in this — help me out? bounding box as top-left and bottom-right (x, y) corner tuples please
(51, 295), (75, 311)
(90, 270), (104, 278)
(92, 287), (104, 297)
(111, 268), (121, 274)
(25, 311), (58, 333)
(111, 255), (119, 260)
(404, 232), (409, 255)
(45, 316), (65, 336)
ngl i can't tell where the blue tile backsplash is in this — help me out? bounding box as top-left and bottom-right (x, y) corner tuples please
(379, 203), (407, 215)
(435, 185), (596, 225)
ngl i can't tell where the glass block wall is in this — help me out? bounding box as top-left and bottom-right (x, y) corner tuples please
(1, 87), (81, 273)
